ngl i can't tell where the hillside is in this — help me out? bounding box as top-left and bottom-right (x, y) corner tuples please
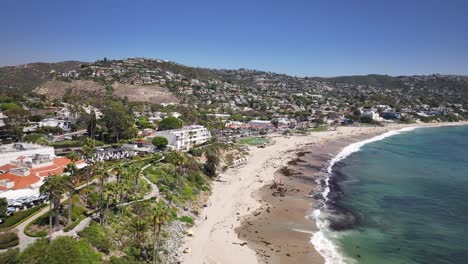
(0, 61), (83, 93)
(1, 58), (468, 109)
(33, 80), (105, 100)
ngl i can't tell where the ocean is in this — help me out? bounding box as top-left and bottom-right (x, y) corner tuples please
(312, 125), (468, 264)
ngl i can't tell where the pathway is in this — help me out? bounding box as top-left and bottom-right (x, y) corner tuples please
(12, 155), (165, 251)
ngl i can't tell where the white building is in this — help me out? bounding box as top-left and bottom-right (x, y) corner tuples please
(206, 113), (230, 120)
(0, 112), (6, 127)
(38, 118), (72, 131)
(0, 143), (55, 166)
(153, 125), (211, 151)
(361, 110), (380, 120)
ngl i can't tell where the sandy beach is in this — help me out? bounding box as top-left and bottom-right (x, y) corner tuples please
(179, 122), (468, 264)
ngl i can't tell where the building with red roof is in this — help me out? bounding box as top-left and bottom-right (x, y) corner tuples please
(0, 155), (86, 200)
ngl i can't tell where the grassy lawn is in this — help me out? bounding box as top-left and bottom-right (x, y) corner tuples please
(239, 137), (269, 146)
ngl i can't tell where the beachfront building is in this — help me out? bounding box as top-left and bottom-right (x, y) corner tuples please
(360, 110), (380, 120)
(0, 155), (83, 200)
(248, 120), (273, 130)
(152, 125), (211, 151)
(0, 143), (55, 166)
(225, 121), (250, 129)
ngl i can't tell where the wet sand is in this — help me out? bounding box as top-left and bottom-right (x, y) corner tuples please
(236, 132), (387, 264)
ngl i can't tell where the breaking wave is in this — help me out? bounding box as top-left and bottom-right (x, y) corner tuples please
(310, 127), (418, 264)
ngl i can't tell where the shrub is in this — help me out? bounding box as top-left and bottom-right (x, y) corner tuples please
(78, 223), (111, 253)
(19, 237), (102, 264)
(0, 206), (42, 230)
(0, 231), (19, 249)
(0, 248), (19, 264)
(178, 216), (194, 226)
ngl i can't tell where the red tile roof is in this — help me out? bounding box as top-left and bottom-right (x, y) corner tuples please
(30, 157), (72, 177)
(0, 164), (19, 172)
(0, 173), (41, 190)
(0, 157), (74, 190)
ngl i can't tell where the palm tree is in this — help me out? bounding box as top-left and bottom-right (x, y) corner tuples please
(117, 167), (132, 210)
(82, 138), (95, 205)
(95, 161), (110, 225)
(65, 151), (80, 225)
(131, 219), (147, 247)
(64, 162), (78, 225)
(40, 174), (74, 234)
(112, 163), (124, 184)
(151, 201), (171, 264)
(103, 182), (117, 226)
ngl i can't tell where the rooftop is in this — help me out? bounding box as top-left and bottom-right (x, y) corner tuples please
(0, 143), (53, 154)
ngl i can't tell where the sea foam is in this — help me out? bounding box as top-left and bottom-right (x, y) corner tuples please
(310, 126), (418, 264)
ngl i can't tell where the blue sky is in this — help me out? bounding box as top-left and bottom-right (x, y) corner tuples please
(1, 0), (467, 76)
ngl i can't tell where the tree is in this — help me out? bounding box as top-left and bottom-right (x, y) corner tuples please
(24, 133), (48, 144)
(157, 116), (182, 131)
(101, 101), (136, 142)
(105, 85), (114, 95)
(0, 102), (22, 111)
(0, 198), (7, 220)
(231, 113), (243, 122)
(102, 183), (117, 225)
(152, 137), (168, 150)
(151, 201), (171, 264)
(203, 152), (219, 178)
(78, 223), (111, 253)
(19, 237), (102, 264)
(65, 152), (79, 225)
(82, 138), (95, 205)
(94, 161), (110, 225)
(3, 108), (30, 141)
(40, 175), (73, 234)
(87, 110), (97, 139)
(136, 117), (152, 129)
(131, 220), (147, 248)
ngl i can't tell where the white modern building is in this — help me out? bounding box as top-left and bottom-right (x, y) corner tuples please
(0, 143), (55, 166)
(38, 118), (72, 131)
(361, 110), (380, 120)
(153, 125), (211, 151)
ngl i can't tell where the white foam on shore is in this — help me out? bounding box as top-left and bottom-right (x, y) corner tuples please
(310, 126), (418, 264)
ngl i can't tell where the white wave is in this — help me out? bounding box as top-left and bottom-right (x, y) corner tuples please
(311, 126), (418, 263)
(326, 126), (418, 174)
(311, 209), (355, 264)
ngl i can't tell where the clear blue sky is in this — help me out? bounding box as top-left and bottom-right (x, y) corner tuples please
(1, 0), (467, 76)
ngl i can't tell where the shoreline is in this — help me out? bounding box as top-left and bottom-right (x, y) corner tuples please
(179, 122), (468, 264)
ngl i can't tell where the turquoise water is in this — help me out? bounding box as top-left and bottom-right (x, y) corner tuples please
(332, 125), (468, 264)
